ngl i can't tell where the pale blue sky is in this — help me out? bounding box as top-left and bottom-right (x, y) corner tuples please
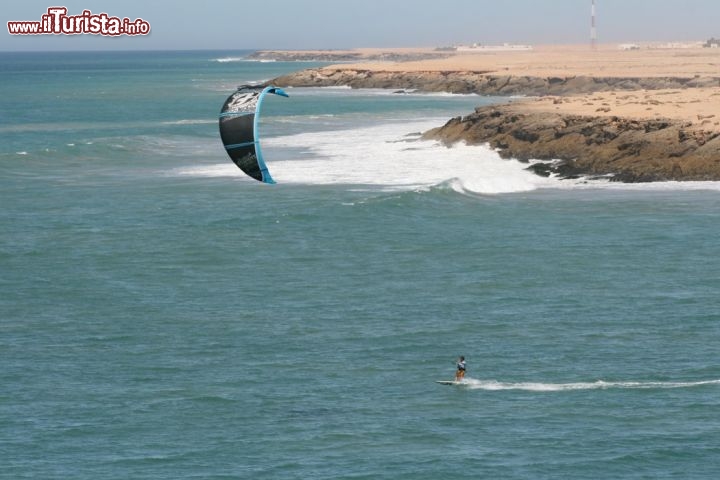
(3, 0), (719, 51)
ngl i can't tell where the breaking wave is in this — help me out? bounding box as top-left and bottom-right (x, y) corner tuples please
(175, 118), (720, 194)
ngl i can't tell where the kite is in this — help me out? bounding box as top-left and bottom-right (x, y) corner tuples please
(219, 85), (289, 184)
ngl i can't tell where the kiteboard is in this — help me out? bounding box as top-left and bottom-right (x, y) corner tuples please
(436, 380), (465, 386)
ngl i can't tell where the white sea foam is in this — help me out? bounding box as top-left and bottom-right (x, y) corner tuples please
(162, 119), (215, 126)
(288, 87), (477, 98)
(177, 119), (552, 193)
(212, 56), (279, 63)
(461, 378), (720, 392)
(176, 164), (239, 178)
(213, 57), (244, 63)
(564, 178), (720, 192)
(260, 120), (558, 193)
(177, 119), (720, 194)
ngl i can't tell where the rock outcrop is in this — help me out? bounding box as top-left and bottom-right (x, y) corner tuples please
(268, 67), (720, 182)
(249, 51), (448, 63)
(271, 69), (720, 95)
(422, 105), (720, 182)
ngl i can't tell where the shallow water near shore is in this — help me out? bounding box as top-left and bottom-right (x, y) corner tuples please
(2, 51), (720, 479)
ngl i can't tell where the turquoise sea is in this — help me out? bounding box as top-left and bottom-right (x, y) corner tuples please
(2, 50), (720, 479)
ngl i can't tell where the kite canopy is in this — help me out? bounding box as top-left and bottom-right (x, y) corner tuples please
(219, 85), (289, 184)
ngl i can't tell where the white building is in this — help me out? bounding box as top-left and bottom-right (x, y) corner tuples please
(456, 43), (533, 52)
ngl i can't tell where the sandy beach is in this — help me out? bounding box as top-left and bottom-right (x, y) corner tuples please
(335, 44), (720, 78)
(351, 45), (720, 131)
(523, 87), (720, 132)
(269, 44), (720, 131)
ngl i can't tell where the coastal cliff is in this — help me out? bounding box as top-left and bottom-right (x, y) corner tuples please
(267, 47), (720, 182)
(248, 50), (448, 63)
(423, 104), (720, 182)
(271, 68), (720, 95)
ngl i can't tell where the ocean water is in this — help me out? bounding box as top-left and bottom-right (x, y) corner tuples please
(2, 50), (720, 479)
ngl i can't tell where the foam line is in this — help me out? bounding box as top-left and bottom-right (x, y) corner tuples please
(263, 120), (556, 193)
(462, 378), (720, 392)
(176, 119), (720, 194)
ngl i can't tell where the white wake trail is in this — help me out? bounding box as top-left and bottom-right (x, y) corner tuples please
(461, 378), (720, 392)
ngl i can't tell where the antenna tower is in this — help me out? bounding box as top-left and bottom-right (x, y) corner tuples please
(591, 0), (597, 49)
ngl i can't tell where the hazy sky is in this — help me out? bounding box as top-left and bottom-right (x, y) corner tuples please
(3, 0), (719, 51)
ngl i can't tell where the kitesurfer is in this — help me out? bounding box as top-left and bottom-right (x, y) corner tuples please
(455, 356), (466, 381)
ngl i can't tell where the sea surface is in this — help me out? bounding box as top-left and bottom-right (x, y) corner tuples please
(2, 50), (720, 479)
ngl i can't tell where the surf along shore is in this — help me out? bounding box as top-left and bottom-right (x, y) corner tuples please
(263, 45), (720, 182)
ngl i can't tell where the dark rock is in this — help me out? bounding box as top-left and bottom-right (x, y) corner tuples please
(267, 67), (720, 183)
(271, 68), (720, 99)
(422, 104), (720, 182)
(511, 129), (540, 143)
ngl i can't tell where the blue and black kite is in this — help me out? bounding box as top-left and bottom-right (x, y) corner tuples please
(219, 85), (289, 184)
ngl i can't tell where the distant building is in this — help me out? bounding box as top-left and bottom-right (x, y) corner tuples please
(619, 43), (640, 51)
(456, 43), (533, 52)
(704, 38), (720, 48)
(648, 42), (704, 49)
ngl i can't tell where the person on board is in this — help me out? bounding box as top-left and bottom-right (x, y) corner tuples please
(455, 356), (466, 381)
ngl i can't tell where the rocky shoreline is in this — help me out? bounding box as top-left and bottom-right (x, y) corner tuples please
(423, 104), (720, 182)
(271, 68), (720, 96)
(249, 50), (448, 63)
(268, 65), (720, 182)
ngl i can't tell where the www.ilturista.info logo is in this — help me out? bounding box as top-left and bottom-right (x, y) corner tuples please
(7, 7), (150, 36)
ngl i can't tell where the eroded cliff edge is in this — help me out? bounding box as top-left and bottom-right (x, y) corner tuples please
(271, 69), (720, 95)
